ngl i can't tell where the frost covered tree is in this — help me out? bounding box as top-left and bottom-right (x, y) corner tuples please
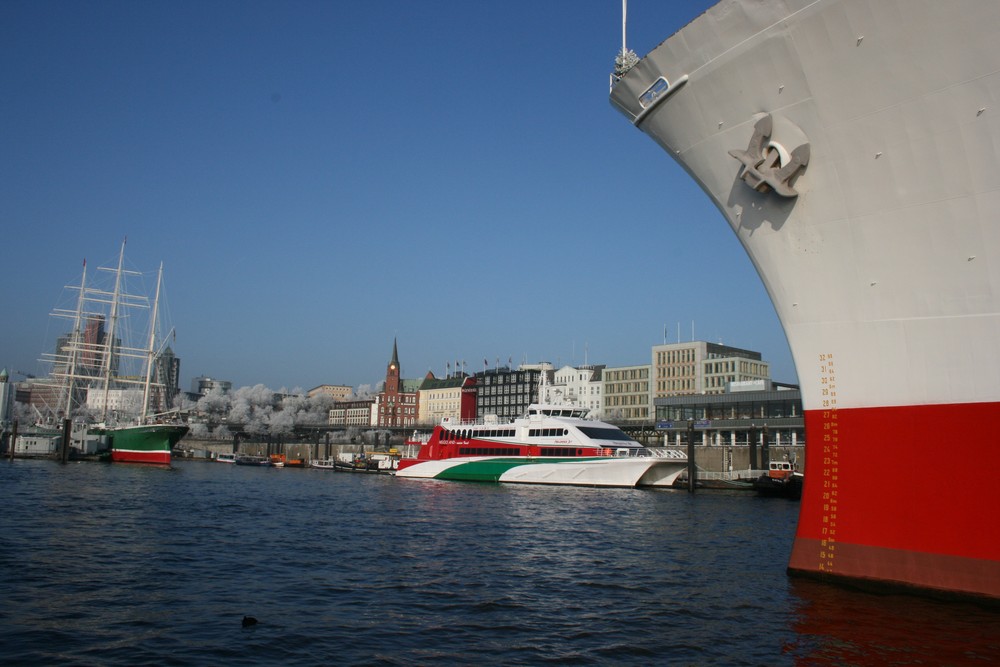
(228, 384), (274, 427)
(188, 422), (209, 438)
(269, 409), (295, 435)
(197, 387), (230, 420)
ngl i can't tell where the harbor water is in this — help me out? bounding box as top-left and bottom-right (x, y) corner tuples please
(1, 459), (997, 665)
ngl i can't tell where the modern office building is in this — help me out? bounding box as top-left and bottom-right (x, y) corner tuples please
(652, 341), (770, 398)
(152, 347), (181, 413)
(602, 364), (653, 423)
(655, 382), (804, 450)
(191, 376), (232, 396)
(308, 384), (353, 402)
(328, 399), (376, 426)
(0, 369), (13, 425)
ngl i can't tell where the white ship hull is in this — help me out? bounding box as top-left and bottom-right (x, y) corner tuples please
(396, 456), (687, 488)
(611, 0), (1000, 599)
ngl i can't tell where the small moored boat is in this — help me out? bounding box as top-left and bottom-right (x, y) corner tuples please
(334, 451), (400, 474)
(753, 461), (803, 500)
(235, 454), (271, 466)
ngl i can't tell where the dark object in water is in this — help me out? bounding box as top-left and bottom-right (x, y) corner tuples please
(242, 615), (258, 628)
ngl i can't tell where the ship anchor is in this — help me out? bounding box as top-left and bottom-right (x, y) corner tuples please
(728, 113), (809, 197)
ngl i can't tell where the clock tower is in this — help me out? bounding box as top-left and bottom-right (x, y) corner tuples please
(385, 338), (400, 396)
(378, 338), (417, 428)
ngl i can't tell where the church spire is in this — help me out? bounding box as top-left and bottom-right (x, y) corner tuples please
(390, 337), (400, 370)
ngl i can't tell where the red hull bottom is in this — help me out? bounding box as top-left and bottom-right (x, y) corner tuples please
(790, 538), (1000, 600)
(111, 450), (171, 465)
(790, 402), (1000, 600)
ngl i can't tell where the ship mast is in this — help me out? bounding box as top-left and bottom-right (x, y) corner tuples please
(99, 239), (127, 423)
(140, 262), (163, 422)
(59, 259), (88, 420)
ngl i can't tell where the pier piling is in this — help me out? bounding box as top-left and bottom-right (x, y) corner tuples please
(60, 418), (71, 463)
(686, 420), (696, 493)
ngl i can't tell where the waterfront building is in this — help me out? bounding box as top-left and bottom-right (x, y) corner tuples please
(22, 377), (64, 418)
(328, 399), (376, 427)
(375, 339), (420, 428)
(474, 363), (551, 421)
(85, 386), (142, 415)
(417, 373), (476, 426)
(652, 341), (770, 398)
(539, 364), (604, 417)
(0, 369), (13, 425)
(602, 364), (652, 424)
(308, 384), (352, 402)
(81, 316), (115, 374)
(191, 376), (232, 396)
(655, 384), (804, 452)
(152, 347), (181, 413)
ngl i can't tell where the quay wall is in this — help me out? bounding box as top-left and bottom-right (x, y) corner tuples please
(686, 445), (805, 477)
(178, 437), (804, 474)
(176, 437), (413, 461)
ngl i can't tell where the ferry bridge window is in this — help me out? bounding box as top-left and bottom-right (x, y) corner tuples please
(577, 426), (636, 442)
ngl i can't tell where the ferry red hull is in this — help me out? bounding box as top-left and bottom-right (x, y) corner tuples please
(790, 402), (1000, 599)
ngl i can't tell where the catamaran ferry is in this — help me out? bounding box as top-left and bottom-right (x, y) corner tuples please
(395, 405), (687, 487)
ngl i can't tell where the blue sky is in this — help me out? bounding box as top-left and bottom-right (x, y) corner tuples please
(1, 0), (797, 392)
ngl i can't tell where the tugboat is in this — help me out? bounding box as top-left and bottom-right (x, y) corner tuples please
(753, 461), (803, 500)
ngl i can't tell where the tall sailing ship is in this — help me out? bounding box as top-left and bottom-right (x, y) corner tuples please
(610, 0), (1000, 600)
(41, 239), (187, 464)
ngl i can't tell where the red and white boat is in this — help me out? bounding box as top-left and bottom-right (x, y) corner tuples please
(610, 0), (1000, 599)
(396, 405), (687, 487)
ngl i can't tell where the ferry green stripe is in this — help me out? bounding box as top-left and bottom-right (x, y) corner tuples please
(433, 457), (605, 482)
